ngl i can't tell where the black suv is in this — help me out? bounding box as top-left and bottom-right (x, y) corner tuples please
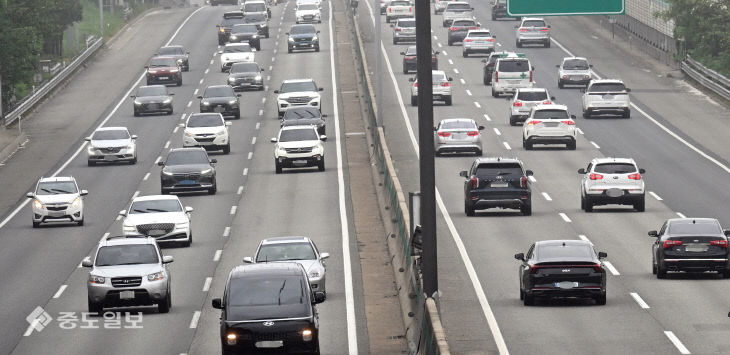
(287, 24), (320, 53)
(218, 15), (246, 45)
(229, 24), (262, 50)
(281, 107), (327, 134)
(515, 240), (607, 306)
(198, 85), (241, 119)
(651, 218), (730, 279)
(460, 157), (533, 216)
(159, 148), (217, 195)
(212, 263), (325, 354)
(243, 13), (270, 38)
(481, 51), (510, 85)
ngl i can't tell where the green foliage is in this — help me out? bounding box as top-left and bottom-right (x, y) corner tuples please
(0, 2), (43, 110)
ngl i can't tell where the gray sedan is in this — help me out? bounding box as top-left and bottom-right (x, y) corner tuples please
(434, 118), (484, 156)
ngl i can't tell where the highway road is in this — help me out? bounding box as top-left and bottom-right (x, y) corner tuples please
(358, 1), (730, 354)
(0, 2), (368, 355)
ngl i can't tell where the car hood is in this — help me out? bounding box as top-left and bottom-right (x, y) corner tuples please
(34, 194), (78, 204)
(135, 95), (170, 103)
(162, 164), (213, 174)
(289, 33), (316, 39)
(92, 264), (162, 278)
(124, 212), (189, 226)
(147, 66), (177, 73)
(277, 140), (321, 149)
(221, 53), (255, 62)
(202, 96), (237, 104)
(91, 138), (132, 149)
(230, 31), (258, 37)
(282, 118), (324, 127)
(278, 91), (319, 99)
(185, 126), (226, 135)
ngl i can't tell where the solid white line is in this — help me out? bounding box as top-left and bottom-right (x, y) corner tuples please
(247, 152), (253, 160)
(664, 331), (691, 354)
(53, 285), (67, 299)
(269, 65), (273, 71)
(466, 89), (472, 96)
(132, 190), (140, 200)
(649, 191), (663, 201)
(528, 176), (537, 183)
(676, 212), (686, 218)
(474, 102), (481, 108)
(448, 59), (454, 65)
(483, 114), (491, 121)
(578, 234), (591, 243)
(590, 141), (600, 149)
(243, 168), (249, 176)
(251, 137), (257, 145)
(272, 57), (276, 63)
(559, 213), (572, 223)
(433, 35), (437, 40)
(214, 250), (222, 261)
(630, 292), (650, 309)
(223, 227), (230, 237)
(230, 206), (237, 215)
(493, 128), (501, 136)
(460, 78), (466, 84)
(143, 172), (150, 181)
(502, 141), (511, 150)
(202, 277), (212, 292)
(237, 186), (244, 195)
(255, 122), (261, 130)
(541, 192), (552, 201)
(164, 141), (170, 149)
(331, 2), (357, 353)
(189, 311), (201, 329)
(603, 261), (620, 276)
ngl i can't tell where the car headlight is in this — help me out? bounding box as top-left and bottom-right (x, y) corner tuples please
(71, 197), (82, 208)
(308, 270), (321, 278)
(87, 146), (97, 154)
(148, 70), (157, 74)
(228, 99), (237, 105)
(228, 77), (236, 82)
(302, 329), (313, 341)
(162, 169), (174, 176)
(163, 98), (172, 104)
(200, 168), (213, 175)
(176, 59), (183, 65)
(288, 37), (295, 42)
(252, 34), (258, 38)
(126, 143), (135, 151)
(277, 146), (286, 153)
(260, 23), (267, 27)
(202, 101), (211, 106)
(175, 222), (190, 230)
(230, 35), (238, 40)
(134, 100), (142, 106)
(216, 129), (226, 136)
(33, 199), (44, 209)
(147, 271), (165, 282)
(254, 75), (262, 81)
(226, 333), (238, 346)
(185, 131), (194, 137)
(89, 275), (105, 284)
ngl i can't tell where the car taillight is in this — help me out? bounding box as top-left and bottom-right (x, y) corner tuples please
(529, 70), (533, 82)
(388, 8), (391, 12)
(413, 82), (418, 87)
(711, 240), (729, 248)
(466, 131), (479, 136)
(450, 27), (455, 31)
(628, 173), (641, 180)
(437, 132), (450, 137)
(487, 38), (494, 42)
(519, 28), (528, 32)
(526, 120), (541, 125)
(405, 56), (416, 60)
(395, 27), (401, 32)
(470, 177), (479, 189)
(464, 39), (473, 42)
(589, 173), (603, 180)
(663, 240), (682, 249)
(540, 28), (549, 32)
(542, 100), (551, 104)
(520, 176), (528, 188)
(513, 101), (523, 107)
(561, 120), (575, 125)
(409, 6), (413, 11)
(494, 71), (498, 82)
(441, 82), (450, 87)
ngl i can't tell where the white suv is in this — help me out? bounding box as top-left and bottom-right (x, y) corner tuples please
(271, 125), (326, 174)
(180, 113), (232, 154)
(515, 17), (550, 48)
(582, 79), (632, 118)
(85, 127), (138, 166)
(491, 53), (534, 97)
(27, 176), (88, 228)
(121, 195), (194, 247)
(508, 88), (553, 126)
(462, 29), (496, 57)
(522, 104), (576, 150)
(578, 158), (646, 212)
(274, 79), (323, 117)
(410, 70), (453, 106)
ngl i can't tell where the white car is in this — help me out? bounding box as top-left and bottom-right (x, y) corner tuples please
(274, 79), (323, 117)
(522, 104), (577, 150)
(121, 195), (194, 247)
(434, 0), (456, 14)
(582, 79), (631, 118)
(271, 125), (326, 173)
(296, 3), (321, 23)
(441, 1), (473, 27)
(462, 29), (496, 57)
(579, 158), (646, 212)
(85, 127), (138, 165)
(180, 113), (232, 154)
(557, 56), (592, 88)
(508, 88), (553, 126)
(219, 43), (255, 72)
(515, 17), (551, 48)
(491, 53), (535, 97)
(27, 176), (88, 228)
(410, 70), (453, 106)
(385, 0), (413, 23)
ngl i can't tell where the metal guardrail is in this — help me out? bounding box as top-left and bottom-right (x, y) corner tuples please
(682, 55), (730, 101)
(4, 38), (103, 127)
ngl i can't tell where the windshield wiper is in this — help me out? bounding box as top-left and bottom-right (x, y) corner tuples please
(278, 279), (287, 306)
(51, 189), (74, 194)
(132, 209), (149, 213)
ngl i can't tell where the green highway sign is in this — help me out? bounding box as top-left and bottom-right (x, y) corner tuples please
(507, 0), (625, 16)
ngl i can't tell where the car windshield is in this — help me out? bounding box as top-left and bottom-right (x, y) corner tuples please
(283, 107), (322, 119)
(441, 120), (475, 130)
(95, 245), (159, 266)
(149, 57), (176, 67)
(137, 86), (167, 97)
(537, 244), (594, 260)
(224, 44), (252, 53)
(232, 24), (258, 33)
(204, 86), (234, 97)
(290, 25), (315, 34)
(446, 3), (471, 10)
(475, 163), (522, 176)
(165, 150), (209, 165)
(36, 181), (78, 195)
(279, 128), (319, 142)
(244, 3), (266, 12)
(256, 243), (316, 262)
(431, 72), (447, 82)
(298, 4), (318, 10)
(589, 83), (627, 92)
(221, 18), (245, 26)
(398, 20), (415, 27)
(244, 14), (267, 22)
(533, 109), (568, 120)
(522, 20), (546, 27)
(158, 47), (184, 55)
(227, 276), (306, 307)
(668, 221), (723, 235)
(563, 59), (589, 70)
(129, 200), (182, 214)
(468, 31), (491, 37)
(498, 59), (529, 72)
(92, 129), (129, 140)
(593, 163), (637, 174)
(517, 91), (547, 101)
(453, 20), (475, 26)
(231, 62), (259, 73)
(188, 114), (224, 128)
(405, 46), (418, 55)
(280, 81), (317, 93)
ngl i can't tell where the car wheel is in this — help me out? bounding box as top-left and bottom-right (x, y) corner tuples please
(623, 109), (631, 118)
(521, 204), (532, 216)
(32, 221), (40, 228)
(223, 143), (231, 154)
(581, 196), (586, 210)
(88, 298), (103, 314)
(635, 198), (645, 212)
(218, 40), (225, 45)
(130, 156), (137, 164)
(158, 291), (171, 313)
(465, 201), (475, 217)
(594, 293), (606, 306)
(523, 293), (534, 306)
(234, 111), (240, 119)
(87, 160), (96, 167)
(256, 44), (261, 51)
(167, 110), (173, 115)
(475, 149), (482, 156)
(491, 14), (495, 21)
(516, 40), (522, 48)
(161, 188), (169, 195)
(509, 116), (517, 126)
(208, 185), (217, 195)
(77, 218), (84, 226)
(524, 140), (533, 150)
(275, 160), (283, 174)
(447, 39), (453, 46)
(558, 80), (564, 89)
(567, 140), (576, 150)
(411, 96), (417, 106)
(318, 159), (325, 172)
(544, 40), (551, 48)
(492, 88), (498, 97)
(444, 96), (452, 106)
(176, 78), (182, 86)
(442, 21), (448, 27)
(582, 110), (590, 118)
(657, 265), (667, 279)
(519, 288), (524, 300)
(483, 75), (490, 85)
(133, 110), (140, 117)
(584, 197), (593, 212)
(403, 66), (409, 74)
(722, 269), (730, 278)
(652, 259), (657, 274)
(315, 46), (320, 52)
(288, 47), (293, 53)
(386, 16), (390, 23)
(462, 51), (468, 57)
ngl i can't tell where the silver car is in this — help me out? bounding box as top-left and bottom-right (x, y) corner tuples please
(557, 57), (593, 88)
(392, 17), (416, 44)
(86, 127), (138, 165)
(82, 235), (174, 314)
(410, 70), (453, 106)
(442, 1), (473, 27)
(507, 88), (553, 126)
(434, 118), (484, 156)
(243, 236), (330, 296)
(579, 157), (646, 212)
(515, 17), (550, 48)
(462, 29), (496, 57)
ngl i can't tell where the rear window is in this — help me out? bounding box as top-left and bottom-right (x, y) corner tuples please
(497, 59), (529, 72)
(453, 20), (475, 26)
(244, 3), (266, 12)
(589, 83), (627, 92)
(669, 221), (722, 235)
(398, 20), (416, 27)
(522, 20), (546, 28)
(441, 120), (475, 130)
(227, 276), (306, 306)
(537, 244), (594, 260)
(533, 109), (568, 120)
(593, 163), (637, 174)
(475, 163), (522, 176)
(563, 59), (590, 70)
(517, 91), (547, 101)
(446, 3), (471, 10)
(468, 32), (491, 37)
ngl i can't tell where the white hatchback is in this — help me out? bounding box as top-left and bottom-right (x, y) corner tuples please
(27, 176), (88, 228)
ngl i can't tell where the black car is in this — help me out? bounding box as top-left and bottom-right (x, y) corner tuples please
(447, 19), (480, 46)
(218, 16), (246, 45)
(212, 263), (325, 354)
(481, 51), (509, 85)
(198, 85), (241, 119)
(491, 0), (520, 20)
(281, 107), (327, 134)
(159, 148), (217, 195)
(243, 13), (270, 38)
(229, 24), (261, 50)
(211, 0), (238, 5)
(228, 62), (264, 91)
(401, 45), (438, 74)
(131, 85), (174, 116)
(651, 218), (730, 279)
(156, 45), (189, 71)
(460, 157), (533, 216)
(287, 24), (320, 53)
(515, 240), (608, 306)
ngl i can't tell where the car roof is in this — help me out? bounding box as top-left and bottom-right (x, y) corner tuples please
(95, 126), (129, 132)
(282, 78), (315, 83)
(38, 176), (76, 183)
(396, 17), (415, 22)
(467, 29), (491, 34)
(132, 194), (181, 202)
(516, 88), (547, 93)
(440, 118), (476, 124)
(590, 79), (624, 84)
(100, 235), (159, 247)
(533, 104), (568, 111)
(446, 1), (470, 5)
(473, 157), (522, 164)
(521, 17), (545, 21)
(667, 217), (720, 225)
(150, 56), (175, 61)
(261, 236), (312, 244)
(230, 263), (306, 279)
(563, 56), (588, 61)
(280, 125), (318, 132)
(536, 240), (591, 247)
(224, 42), (251, 48)
(169, 147), (208, 153)
(591, 157), (636, 165)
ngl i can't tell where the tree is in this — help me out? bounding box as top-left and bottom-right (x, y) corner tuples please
(0, 1), (43, 110)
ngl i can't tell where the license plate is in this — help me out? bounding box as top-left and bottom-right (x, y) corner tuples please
(104, 155), (116, 161)
(606, 188), (624, 198)
(148, 229), (166, 236)
(158, 76), (169, 80)
(180, 180), (195, 185)
(49, 211), (65, 217)
(490, 182), (508, 188)
(214, 106), (225, 112)
(294, 160), (308, 164)
(555, 281), (579, 289)
(255, 340), (283, 348)
(685, 244), (709, 252)
(602, 94), (614, 99)
(120, 291), (135, 300)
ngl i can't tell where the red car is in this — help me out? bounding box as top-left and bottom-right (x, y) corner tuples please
(146, 56), (182, 86)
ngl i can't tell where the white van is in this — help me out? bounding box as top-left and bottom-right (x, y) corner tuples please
(491, 53), (534, 97)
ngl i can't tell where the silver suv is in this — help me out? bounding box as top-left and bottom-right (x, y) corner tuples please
(391, 17), (416, 44)
(522, 104), (577, 150)
(582, 79), (631, 118)
(578, 158), (646, 212)
(27, 176), (88, 228)
(82, 235), (174, 314)
(507, 88), (553, 126)
(515, 17), (550, 48)
(557, 57), (593, 88)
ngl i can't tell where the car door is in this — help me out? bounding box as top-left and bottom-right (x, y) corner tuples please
(519, 244), (535, 291)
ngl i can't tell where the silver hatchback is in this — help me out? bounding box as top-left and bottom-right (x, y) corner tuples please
(434, 118), (484, 156)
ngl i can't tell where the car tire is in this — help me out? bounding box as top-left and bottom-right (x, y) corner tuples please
(444, 96), (452, 106)
(722, 269), (730, 278)
(167, 110), (173, 115)
(465, 201), (475, 217)
(652, 260), (658, 275)
(492, 88), (498, 97)
(318, 159), (325, 172)
(32, 221), (40, 228)
(315, 46), (320, 52)
(208, 185), (217, 195)
(88, 298), (103, 314)
(516, 40), (522, 48)
(544, 40), (551, 48)
(218, 40), (225, 45)
(475, 149), (482, 156)
(523, 293), (534, 306)
(77, 218), (84, 226)
(393, 38), (397, 45)
(176, 78), (182, 86)
(88, 160), (96, 167)
(509, 116), (517, 126)
(288, 47), (293, 53)
(462, 51), (468, 57)
(524, 140), (533, 150)
(223, 143), (231, 154)
(411, 96), (417, 106)
(256, 44), (261, 51)
(623, 109), (631, 118)
(161, 188), (169, 195)
(158, 291), (171, 313)
(275, 160), (283, 174)
(447, 39), (453, 46)
(567, 140), (576, 150)
(521, 204), (532, 216)
(131, 156), (137, 164)
(558, 80), (564, 89)
(483, 74), (490, 85)
(134, 110), (140, 117)
(519, 288), (524, 300)
(581, 196), (586, 210)
(594, 293), (606, 306)
(403, 67), (409, 74)
(635, 198), (645, 212)
(386, 16), (390, 23)
(582, 110), (590, 118)
(657, 266), (667, 279)
(584, 197), (593, 212)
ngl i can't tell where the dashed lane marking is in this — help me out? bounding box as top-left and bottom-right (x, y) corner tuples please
(630, 292), (650, 309)
(559, 212), (572, 223)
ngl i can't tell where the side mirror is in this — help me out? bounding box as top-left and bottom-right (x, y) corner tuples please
(550, 96), (556, 101)
(408, 77), (415, 82)
(598, 251), (607, 259)
(313, 291), (326, 304)
(434, 51), (440, 55)
(577, 168), (586, 174)
(162, 255), (174, 264)
(481, 59), (487, 63)
(80, 190), (89, 196)
(555, 64), (560, 68)
(225, 121), (232, 126)
(570, 115), (576, 119)
(626, 88), (632, 92)
(185, 206), (194, 213)
(26, 192), (35, 198)
(243, 256), (254, 263)
(580, 88), (586, 93)
(144, 65), (149, 68)
(547, 25), (551, 28)
(218, 50), (223, 54)
(390, 24), (394, 27)
(273, 90), (279, 93)
(260, 68), (265, 72)
(477, 22), (481, 26)
(525, 170), (533, 176)
(236, 94), (242, 97)
(724, 230), (730, 237)
(212, 298), (223, 309)
(514, 253), (525, 261)
(169, 93), (175, 96)
(187, 51), (190, 54)
(319, 87), (324, 91)
(157, 161), (165, 166)
(492, 35), (496, 38)
(270, 137), (278, 143)
(131, 135), (138, 139)
(130, 95), (136, 99)
(210, 158), (217, 164)
(478, 125), (485, 130)
(119, 210), (127, 217)
(400, 52), (406, 55)
(197, 95), (203, 99)
(252, 48), (257, 52)
(433, 126), (438, 131)
(320, 252), (330, 260)
(285, 32), (290, 35)
(639, 168), (646, 174)
(316, 30), (321, 34)
(320, 135), (327, 141)
(448, 77), (453, 81)
(322, 114), (328, 118)
(81, 260), (93, 268)
(85, 137), (91, 141)
(589, 64), (594, 68)
(648, 230), (658, 237)
(531, 66), (535, 71)
(459, 170), (468, 178)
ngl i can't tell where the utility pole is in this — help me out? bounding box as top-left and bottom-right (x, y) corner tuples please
(414, 0), (437, 298)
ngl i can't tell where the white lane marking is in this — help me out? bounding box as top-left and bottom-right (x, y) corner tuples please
(223, 227), (230, 237)
(448, 59), (454, 65)
(559, 213), (572, 223)
(442, 50), (448, 56)
(115, 215), (122, 221)
(204, 68), (209, 74)
(676, 212), (686, 218)
(466, 89), (472, 96)
(243, 168), (249, 176)
(247, 152), (253, 160)
(23, 319), (41, 336)
(155, 156), (162, 164)
(493, 128), (501, 136)
(230, 206), (237, 215)
(53, 285), (67, 299)
(189, 311), (201, 329)
(251, 137), (257, 145)
(173, 126), (179, 133)
(460, 78), (466, 84)
(590, 141), (600, 149)
(199, 78), (204, 85)
(180, 113), (186, 121)
(664, 331), (691, 354)
(363, 2), (507, 353)
(483, 114), (491, 121)
(528, 176), (537, 183)
(269, 65), (273, 71)
(502, 141), (511, 150)
(193, 89), (198, 95)
(258, 109), (264, 116)
(437, 43), (443, 48)
(576, 127), (584, 135)
(603, 261), (620, 276)
(474, 102), (481, 108)
(649, 191), (663, 201)
(132, 190), (140, 200)
(274, 49), (278, 54)
(187, 101), (192, 108)
(143, 172), (150, 181)
(272, 57), (276, 62)
(202, 277), (212, 292)
(164, 141), (170, 149)
(256, 122), (261, 130)
(331, 2), (357, 352)
(237, 186), (244, 195)
(578, 234), (591, 243)
(266, 75), (271, 81)
(453, 68), (459, 74)
(630, 292), (650, 309)
(275, 41), (279, 46)
(262, 97), (266, 104)
(210, 59), (214, 65)
(433, 35), (437, 40)
(541, 192), (552, 201)
(214, 250), (222, 261)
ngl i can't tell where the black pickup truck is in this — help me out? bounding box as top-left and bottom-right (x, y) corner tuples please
(460, 157), (533, 216)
